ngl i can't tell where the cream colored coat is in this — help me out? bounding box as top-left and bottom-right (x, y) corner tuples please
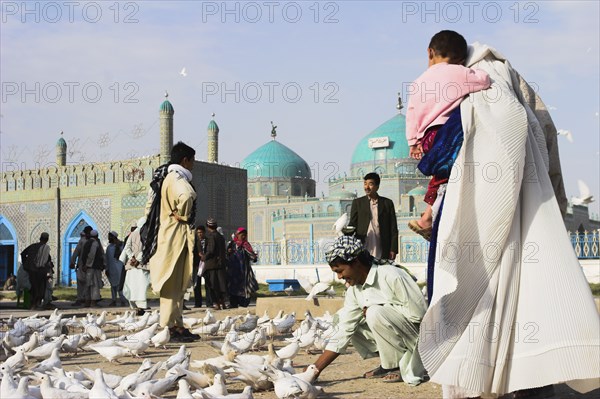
(148, 171), (196, 293)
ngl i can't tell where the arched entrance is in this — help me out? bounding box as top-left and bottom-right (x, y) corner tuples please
(61, 211), (97, 286)
(0, 215), (18, 282)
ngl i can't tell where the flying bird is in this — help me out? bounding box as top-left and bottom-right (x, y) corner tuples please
(180, 67), (187, 77)
(557, 129), (573, 143)
(572, 180), (595, 205)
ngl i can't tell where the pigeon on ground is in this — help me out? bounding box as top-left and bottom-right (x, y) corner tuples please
(151, 326), (171, 349)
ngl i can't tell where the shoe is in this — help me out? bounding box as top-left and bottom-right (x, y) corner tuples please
(108, 301), (117, 307)
(169, 327), (195, 343)
(136, 308), (145, 316)
(71, 300), (83, 306)
(408, 220), (432, 241)
(119, 301), (126, 307)
(183, 305), (191, 310)
(42, 303), (57, 310)
(179, 328), (200, 341)
(194, 303), (202, 308)
(91, 301), (103, 308)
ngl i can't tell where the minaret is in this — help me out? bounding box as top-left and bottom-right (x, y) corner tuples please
(159, 92), (174, 164)
(56, 131), (67, 166)
(207, 113), (219, 163)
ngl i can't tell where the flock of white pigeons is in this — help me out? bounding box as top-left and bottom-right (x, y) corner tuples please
(0, 300), (340, 399)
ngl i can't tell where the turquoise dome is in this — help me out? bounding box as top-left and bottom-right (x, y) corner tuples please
(242, 140), (312, 179)
(208, 120), (219, 132)
(351, 113), (409, 165)
(407, 186), (427, 196)
(160, 100), (174, 114)
(56, 137), (67, 149)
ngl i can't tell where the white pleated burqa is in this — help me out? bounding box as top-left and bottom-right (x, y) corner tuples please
(418, 43), (600, 398)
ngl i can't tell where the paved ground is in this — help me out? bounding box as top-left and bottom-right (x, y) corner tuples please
(0, 299), (598, 399)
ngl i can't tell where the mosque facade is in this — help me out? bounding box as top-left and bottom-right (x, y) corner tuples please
(241, 103), (599, 266)
(0, 96), (247, 285)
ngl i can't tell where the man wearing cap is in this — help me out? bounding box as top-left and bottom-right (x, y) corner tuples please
(20, 232), (53, 309)
(80, 230), (105, 307)
(204, 218), (228, 310)
(70, 225), (92, 307)
(309, 236), (427, 385)
(106, 231), (125, 306)
(147, 141), (199, 342)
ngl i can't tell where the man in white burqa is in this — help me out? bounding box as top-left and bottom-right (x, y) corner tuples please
(418, 43), (600, 398)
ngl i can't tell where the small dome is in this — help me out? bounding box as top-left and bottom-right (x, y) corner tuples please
(160, 100), (174, 114)
(242, 140), (311, 179)
(56, 136), (67, 149)
(208, 119), (219, 133)
(407, 186), (427, 196)
(351, 113), (409, 166)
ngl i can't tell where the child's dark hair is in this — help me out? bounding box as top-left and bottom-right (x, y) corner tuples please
(363, 172), (381, 186)
(171, 141), (196, 164)
(429, 30), (468, 65)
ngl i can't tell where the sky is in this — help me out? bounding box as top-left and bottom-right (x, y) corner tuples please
(1, 1), (599, 216)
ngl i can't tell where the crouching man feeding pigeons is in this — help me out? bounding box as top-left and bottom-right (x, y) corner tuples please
(309, 236), (428, 385)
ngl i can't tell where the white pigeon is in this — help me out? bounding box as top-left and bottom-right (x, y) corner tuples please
(32, 347), (62, 373)
(183, 317), (200, 329)
(237, 315), (258, 333)
(117, 338), (150, 357)
(198, 385), (253, 399)
(203, 310), (216, 325)
(39, 375), (82, 399)
(89, 344), (130, 363)
(180, 67), (187, 77)
(333, 212), (349, 236)
(296, 277), (314, 295)
(88, 368), (119, 399)
(225, 324), (238, 342)
(162, 345), (189, 370)
(25, 335), (66, 359)
(218, 316), (235, 334)
(572, 179), (595, 205)
(0, 347), (27, 373)
(305, 282), (330, 301)
(557, 129), (574, 143)
(294, 364), (320, 384)
(192, 321), (221, 336)
(275, 341), (300, 360)
(176, 379), (194, 399)
(13, 375), (37, 399)
(203, 373), (228, 396)
(256, 311), (270, 325)
(151, 326), (171, 349)
(275, 313), (296, 334)
(283, 286), (294, 296)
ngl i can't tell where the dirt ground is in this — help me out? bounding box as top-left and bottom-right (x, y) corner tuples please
(1, 300), (597, 399)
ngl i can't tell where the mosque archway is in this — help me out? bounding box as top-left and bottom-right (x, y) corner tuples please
(0, 216), (18, 282)
(61, 211), (97, 286)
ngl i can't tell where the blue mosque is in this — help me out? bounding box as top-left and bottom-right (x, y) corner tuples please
(236, 101), (433, 264)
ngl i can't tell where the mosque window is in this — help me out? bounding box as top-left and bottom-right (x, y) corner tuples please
(327, 205), (335, 214)
(16, 178), (23, 190)
(0, 223), (13, 240)
(261, 183), (271, 196)
(33, 177), (41, 189)
(69, 175), (77, 186)
(61, 175), (68, 186)
(374, 166), (385, 175)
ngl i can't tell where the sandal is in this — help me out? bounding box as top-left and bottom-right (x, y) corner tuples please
(381, 371), (403, 383)
(408, 220), (432, 241)
(363, 365), (399, 379)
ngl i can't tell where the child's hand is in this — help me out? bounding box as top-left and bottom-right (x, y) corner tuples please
(409, 144), (423, 160)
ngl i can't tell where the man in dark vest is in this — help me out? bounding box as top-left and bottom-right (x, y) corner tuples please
(80, 230), (105, 307)
(20, 232), (52, 309)
(203, 218), (228, 310)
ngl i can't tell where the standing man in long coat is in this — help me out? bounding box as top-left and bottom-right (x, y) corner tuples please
(147, 141), (199, 342)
